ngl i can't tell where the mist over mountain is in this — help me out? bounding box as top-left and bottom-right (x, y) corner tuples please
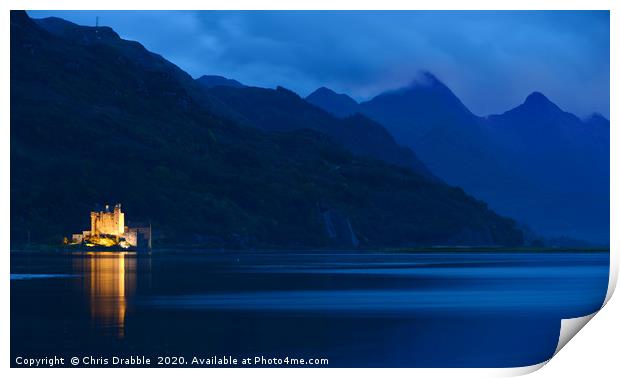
(11, 11), (523, 248)
(362, 72), (481, 143)
(308, 73), (609, 244)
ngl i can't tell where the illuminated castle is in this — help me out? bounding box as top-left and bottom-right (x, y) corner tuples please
(70, 203), (151, 250)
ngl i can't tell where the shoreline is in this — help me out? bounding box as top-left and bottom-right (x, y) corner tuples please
(9, 245), (610, 255)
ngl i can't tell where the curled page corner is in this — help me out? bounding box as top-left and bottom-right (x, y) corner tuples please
(497, 361), (548, 377)
(554, 312), (598, 356)
(515, 263), (616, 376)
(497, 312), (599, 377)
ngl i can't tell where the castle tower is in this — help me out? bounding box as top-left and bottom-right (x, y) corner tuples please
(89, 203), (125, 237)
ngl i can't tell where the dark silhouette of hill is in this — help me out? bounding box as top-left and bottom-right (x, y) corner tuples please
(198, 84), (434, 177)
(35, 15), (432, 177)
(11, 11), (523, 248)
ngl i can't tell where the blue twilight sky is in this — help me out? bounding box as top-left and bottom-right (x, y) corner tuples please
(27, 10), (610, 118)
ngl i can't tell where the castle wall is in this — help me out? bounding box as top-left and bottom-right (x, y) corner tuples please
(123, 228), (138, 247)
(138, 227), (151, 243)
(72, 234), (84, 244)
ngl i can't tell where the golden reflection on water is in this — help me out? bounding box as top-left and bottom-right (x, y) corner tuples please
(73, 252), (137, 338)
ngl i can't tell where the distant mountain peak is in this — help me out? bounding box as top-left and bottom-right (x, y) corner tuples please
(520, 91), (564, 113)
(583, 113), (610, 140)
(524, 91), (551, 105)
(491, 91), (563, 119)
(312, 86), (337, 95)
(307, 86), (357, 102)
(584, 112), (609, 124)
(361, 70), (477, 128)
(408, 70), (444, 89)
(393, 71), (461, 102)
(306, 86), (360, 118)
(494, 91), (580, 126)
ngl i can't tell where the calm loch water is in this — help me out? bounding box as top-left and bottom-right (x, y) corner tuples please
(10, 250), (609, 367)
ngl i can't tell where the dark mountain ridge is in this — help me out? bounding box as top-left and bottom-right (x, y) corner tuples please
(11, 11), (523, 248)
(307, 73), (608, 244)
(196, 75), (245, 89)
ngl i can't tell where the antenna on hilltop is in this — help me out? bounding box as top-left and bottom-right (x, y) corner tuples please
(95, 16), (101, 40)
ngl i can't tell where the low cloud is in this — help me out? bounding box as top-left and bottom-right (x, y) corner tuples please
(27, 10), (610, 118)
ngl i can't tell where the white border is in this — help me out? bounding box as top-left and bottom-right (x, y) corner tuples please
(2, 1), (617, 377)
